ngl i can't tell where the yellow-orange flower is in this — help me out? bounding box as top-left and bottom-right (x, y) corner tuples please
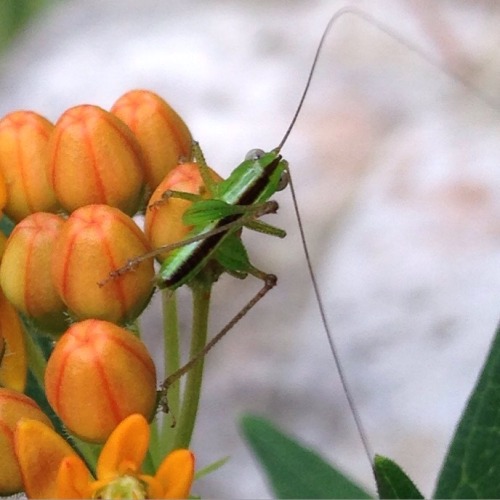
(48, 105), (145, 215)
(0, 111), (59, 221)
(144, 162), (222, 262)
(0, 389), (52, 495)
(111, 90), (192, 191)
(0, 212), (67, 333)
(0, 170), (7, 217)
(0, 230), (27, 392)
(0, 288), (28, 392)
(45, 320), (157, 443)
(51, 204), (154, 324)
(15, 414), (195, 499)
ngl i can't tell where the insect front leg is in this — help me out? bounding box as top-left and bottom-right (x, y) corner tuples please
(148, 188), (203, 210)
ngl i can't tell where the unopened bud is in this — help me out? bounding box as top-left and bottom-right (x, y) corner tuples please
(51, 204), (154, 323)
(0, 111), (59, 221)
(111, 90), (192, 191)
(45, 319), (157, 443)
(49, 105), (145, 215)
(0, 212), (67, 333)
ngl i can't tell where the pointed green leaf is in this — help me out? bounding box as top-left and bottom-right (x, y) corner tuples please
(435, 322), (500, 498)
(240, 414), (372, 499)
(374, 455), (423, 499)
(194, 456), (230, 481)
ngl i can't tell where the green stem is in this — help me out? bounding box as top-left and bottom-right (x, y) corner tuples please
(159, 290), (181, 455)
(172, 283), (211, 449)
(69, 436), (102, 475)
(142, 450), (156, 476)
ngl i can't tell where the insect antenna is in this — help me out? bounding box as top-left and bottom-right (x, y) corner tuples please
(276, 6), (500, 155)
(275, 5), (500, 475)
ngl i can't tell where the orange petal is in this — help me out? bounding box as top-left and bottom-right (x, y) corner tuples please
(0, 170), (7, 212)
(0, 230), (7, 259)
(138, 474), (163, 499)
(155, 449), (195, 499)
(15, 419), (76, 499)
(0, 288), (27, 392)
(56, 455), (92, 499)
(97, 413), (150, 480)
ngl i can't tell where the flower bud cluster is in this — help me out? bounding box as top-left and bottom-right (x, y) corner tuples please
(0, 90), (206, 494)
(0, 90), (196, 328)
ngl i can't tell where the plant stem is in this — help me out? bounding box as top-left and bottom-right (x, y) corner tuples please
(24, 330), (47, 388)
(172, 283), (211, 449)
(142, 450), (156, 476)
(159, 290), (181, 455)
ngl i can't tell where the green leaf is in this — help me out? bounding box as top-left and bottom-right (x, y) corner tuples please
(0, 0), (56, 50)
(374, 455), (423, 499)
(194, 456), (230, 481)
(434, 322), (500, 498)
(0, 214), (14, 237)
(240, 414), (372, 499)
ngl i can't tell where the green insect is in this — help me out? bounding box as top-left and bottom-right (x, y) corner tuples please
(156, 143), (288, 291)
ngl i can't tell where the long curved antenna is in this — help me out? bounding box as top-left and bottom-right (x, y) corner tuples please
(276, 3), (500, 474)
(276, 6), (500, 153)
(288, 168), (374, 465)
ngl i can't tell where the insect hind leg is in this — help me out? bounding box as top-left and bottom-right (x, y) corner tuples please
(160, 271), (277, 403)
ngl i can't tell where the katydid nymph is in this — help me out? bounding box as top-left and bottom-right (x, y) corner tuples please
(105, 4), (500, 489)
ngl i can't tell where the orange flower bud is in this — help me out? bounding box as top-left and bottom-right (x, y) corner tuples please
(44, 319), (157, 443)
(0, 212), (67, 333)
(144, 162), (222, 261)
(111, 90), (192, 191)
(51, 204), (154, 323)
(0, 111), (59, 222)
(0, 388), (52, 494)
(49, 105), (145, 215)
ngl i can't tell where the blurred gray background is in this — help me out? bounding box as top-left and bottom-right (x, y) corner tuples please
(2, 0), (500, 497)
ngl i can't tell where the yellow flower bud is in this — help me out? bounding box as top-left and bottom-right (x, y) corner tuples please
(0, 111), (59, 222)
(0, 388), (52, 495)
(0, 212), (67, 333)
(111, 90), (192, 191)
(48, 105), (145, 215)
(44, 319), (157, 443)
(51, 204), (154, 323)
(144, 162), (222, 261)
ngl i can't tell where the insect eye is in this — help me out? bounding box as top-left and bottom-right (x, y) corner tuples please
(277, 169), (290, 191)
(245, 148), (265, 161)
